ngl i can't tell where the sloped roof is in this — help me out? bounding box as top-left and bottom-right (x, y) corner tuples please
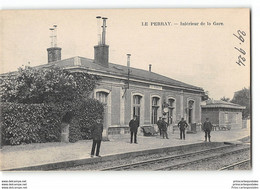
(201, 100), (245, 110)
(1, 56), (204, 92)
(36, 56), (203, 92)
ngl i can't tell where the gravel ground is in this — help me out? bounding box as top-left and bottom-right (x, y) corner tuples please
(61, 144), (249, 171)
(177, 150), (250, 170)
(131, 145), (250, 171)
(61, 143), (227, 170)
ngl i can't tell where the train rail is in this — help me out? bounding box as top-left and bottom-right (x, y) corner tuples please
(219, 159), (251, 170)
(100, 144), (249, 171)
(155, 147), (250, 170)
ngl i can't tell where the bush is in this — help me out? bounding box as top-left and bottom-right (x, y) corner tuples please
(1, 103), (62, 145)
(0, 99), (104, 145)
(69, 99), (104, 142)
(0, 67), (100, 104)
(68, 119), (82, 143)
(0, 66), (104, 145)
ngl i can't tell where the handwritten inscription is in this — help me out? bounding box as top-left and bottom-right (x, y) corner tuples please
(233, 30), (247, 66)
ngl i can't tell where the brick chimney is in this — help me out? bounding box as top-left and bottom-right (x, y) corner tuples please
(149, 64), (152, 72)
(47, 25), (61, 63)
(47, 47), (62, 63)
(94, 17), (109, 67)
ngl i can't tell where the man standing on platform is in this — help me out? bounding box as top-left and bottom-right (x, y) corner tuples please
(129, 115), (139, 144)
(157, 117), (163, 136)
(161, 118), (169, 139)
(202, 118), (213, 142)
(90, 118), (103, 157)
(178, 118), (188, 140)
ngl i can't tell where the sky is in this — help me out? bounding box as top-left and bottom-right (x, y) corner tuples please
(1, 9), (250, 100)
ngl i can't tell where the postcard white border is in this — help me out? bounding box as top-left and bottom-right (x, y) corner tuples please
(0, 1), (259, 189)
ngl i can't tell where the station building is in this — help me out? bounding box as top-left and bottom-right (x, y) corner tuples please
(42, 17), (205, 138)
(3, 17), (205, 138)
(201, 100), (245, 130)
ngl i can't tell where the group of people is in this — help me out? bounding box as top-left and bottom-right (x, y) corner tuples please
(128, 115), (189, 143)
(90, 115), (213, 157)
(157, 117), (213, 142)
(156, 117), (169, 139)
(157, 117), (189, 140)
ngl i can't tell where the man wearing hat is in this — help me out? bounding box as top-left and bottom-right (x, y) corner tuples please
(90, 118), (103, 157)
(202, 118), (213, 142)
(129, 115), (140, 144)
(178, 118), (188, 140)
(161, 117), (169, 139)
(157, 117), (163, 136)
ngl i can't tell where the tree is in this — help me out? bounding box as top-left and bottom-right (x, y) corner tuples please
(0, 66), (104, 144)
(1, 66), (100, 104)
(220, 96), (230, 102)
(201, 90), (210, 101)
(231, 87), (250, 119)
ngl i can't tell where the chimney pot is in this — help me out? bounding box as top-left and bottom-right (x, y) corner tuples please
(47, 25), (61, 63)
(127, 54), (131, 67)
(96, 16), (102, 45)
(149, 64), (152, 72)
(94, 16), (109, 67)
(101, 17), (108, 45)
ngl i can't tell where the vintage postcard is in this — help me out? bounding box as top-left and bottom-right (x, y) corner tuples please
(0, 8), (251, 175)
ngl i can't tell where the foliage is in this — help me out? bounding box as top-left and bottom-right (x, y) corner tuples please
(231, 87), (251, 119)
(68, 118), (82, 143)
(201, 91), (209, 101)
(69, 99), (104, 142)
(0, 100), (104, 145)
(0, 66), (103, 145)
(220, 96), (230, 102)
(1, 103), (62, 145)
(0, 66), (100, 104)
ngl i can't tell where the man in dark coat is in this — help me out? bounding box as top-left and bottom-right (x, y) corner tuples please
(202, 118), (213, 142)
(178, 118), (188, 140)
(90, 118), (103, 157)
(129, 115), (139, 144)
(161, 118), (169, 139)
(157, 117), (163, 136)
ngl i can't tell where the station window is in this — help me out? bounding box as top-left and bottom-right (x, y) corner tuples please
(133, 95), (142, 121)
(224, 113), (229, 122)
(96, 91), (108, 104)
(152, 97), (160, 124)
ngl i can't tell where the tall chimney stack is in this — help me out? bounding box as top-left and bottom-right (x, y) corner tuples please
(101, 17), (107, 45)
(47, 25), (61, 63)
(94, 17), (109, 67)
(127, 54), (131, 67)
(96, 16), (102, 45)
(149, 64), (152, 72)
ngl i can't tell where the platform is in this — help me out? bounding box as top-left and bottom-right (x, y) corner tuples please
(0, 128), (250, 171)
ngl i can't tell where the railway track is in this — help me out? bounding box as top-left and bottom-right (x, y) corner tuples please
(155, 147), (250, 170)
(100, 144), (249, 171)
(219, 159), (251, 170)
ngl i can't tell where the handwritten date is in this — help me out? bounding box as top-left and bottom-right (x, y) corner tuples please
(233, 30), (246, 66)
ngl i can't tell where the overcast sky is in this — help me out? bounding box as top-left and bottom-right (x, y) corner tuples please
(1, 9), (250, 100)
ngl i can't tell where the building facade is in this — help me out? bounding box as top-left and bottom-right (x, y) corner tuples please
(42, 57), (204, 139)
(201, 100), (245, 130)
(1, 17), (205, 138)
